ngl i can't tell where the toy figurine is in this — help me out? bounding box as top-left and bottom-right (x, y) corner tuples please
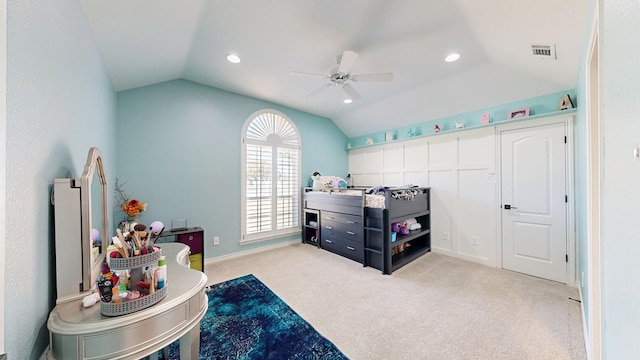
(434, 124), (440, 133)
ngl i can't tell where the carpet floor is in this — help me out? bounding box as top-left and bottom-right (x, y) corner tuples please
(164, 273), (348, 359)
(206, 243), (587, 360)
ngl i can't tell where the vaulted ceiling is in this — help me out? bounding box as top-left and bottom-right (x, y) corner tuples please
(80, 0), (588, 138)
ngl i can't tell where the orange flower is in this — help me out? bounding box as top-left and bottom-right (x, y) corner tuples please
(122, 199), (147, 217)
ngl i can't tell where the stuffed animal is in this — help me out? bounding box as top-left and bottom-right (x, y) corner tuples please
(311, 172), (322, 190)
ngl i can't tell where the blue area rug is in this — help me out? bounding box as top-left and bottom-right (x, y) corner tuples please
(163, 274), (348, 359)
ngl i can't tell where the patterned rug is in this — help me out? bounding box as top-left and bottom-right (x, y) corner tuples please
(163, 274), (348, 359)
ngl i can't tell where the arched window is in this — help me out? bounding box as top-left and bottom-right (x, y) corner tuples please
(241, 110), (301, 243)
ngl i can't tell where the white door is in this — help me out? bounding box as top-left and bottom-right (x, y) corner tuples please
(501, 123), (567, 283)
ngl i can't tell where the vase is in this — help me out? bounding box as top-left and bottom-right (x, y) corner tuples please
(120, 216), (139, 232)
(127, 215), (140, 223)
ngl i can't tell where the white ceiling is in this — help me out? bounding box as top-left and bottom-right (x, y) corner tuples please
(80, 0), (588, 138)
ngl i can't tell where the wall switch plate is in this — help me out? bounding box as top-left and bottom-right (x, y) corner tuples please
(213, 236), (220, 245)
(443, 232), (450, 241)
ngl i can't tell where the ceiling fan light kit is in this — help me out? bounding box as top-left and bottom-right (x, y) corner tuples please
(290, 50), (393, 101)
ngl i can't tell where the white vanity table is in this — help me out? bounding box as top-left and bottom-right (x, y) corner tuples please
(47, 243), (208, 360)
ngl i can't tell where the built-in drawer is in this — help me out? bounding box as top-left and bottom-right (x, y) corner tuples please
(321, 211), (362, 226)
(321, 237), (363, 263)
(322, 219), (363, 242)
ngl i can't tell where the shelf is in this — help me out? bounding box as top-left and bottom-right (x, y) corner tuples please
(389, 210), (430, 223)
(302, 208), (320, 247)
(346, 109), (577, 150)
(392, 246), (431, 272)
(392, 228), (430, 246)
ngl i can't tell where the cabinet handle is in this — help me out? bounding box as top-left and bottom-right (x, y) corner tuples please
(325, 239), (333, 244)
(326, 216), (334, 220)
(347, 231), (355, 235)
(347, 220), (355, 224)
(347, 246), (355, 251)
(325, 226), (333, 230)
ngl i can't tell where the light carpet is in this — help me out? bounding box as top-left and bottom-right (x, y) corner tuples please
(206, 243), (587, 360)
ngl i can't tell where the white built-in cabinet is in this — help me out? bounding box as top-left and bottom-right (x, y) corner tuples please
(349, 129), (496, 266)
(348, 114), (574, 269)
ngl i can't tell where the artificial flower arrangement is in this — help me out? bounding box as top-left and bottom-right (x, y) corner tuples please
(114, 178), (148, 228)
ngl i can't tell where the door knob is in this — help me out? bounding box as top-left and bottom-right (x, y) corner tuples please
(504, 204), (518, 210)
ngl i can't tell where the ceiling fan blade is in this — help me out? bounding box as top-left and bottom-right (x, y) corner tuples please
(337, 50), (359, 75)
(351, 73), (394, 82)
(289, 71), (330, 79)
(307, 83), (333, 98)
(342, 83), (362, 101)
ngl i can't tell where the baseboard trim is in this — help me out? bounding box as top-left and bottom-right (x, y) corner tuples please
(578, 283), (592, 360)
(205, 239), (301, 266)
(431, 248), (495, 268)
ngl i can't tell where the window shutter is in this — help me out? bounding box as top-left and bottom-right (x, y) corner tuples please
(242, 111), (300, 242)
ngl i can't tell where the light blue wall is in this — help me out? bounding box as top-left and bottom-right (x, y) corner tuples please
(348, 90), (577, 147)
(6, 0), (116, 358)
(601, 1), (640, 358)
(116, 79), (348, 258)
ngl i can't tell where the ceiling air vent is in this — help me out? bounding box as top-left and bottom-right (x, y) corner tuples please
(531, 44), (557, 59)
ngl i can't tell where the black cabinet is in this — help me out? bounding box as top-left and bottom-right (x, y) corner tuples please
(303, 188), (365, 263)
(320, 211), (364, 263)
(156, 227), (204, 272)
(365, 200), (430, 274)
(302, 208), (320, 247)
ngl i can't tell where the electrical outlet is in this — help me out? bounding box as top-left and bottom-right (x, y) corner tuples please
(213, 236), (220, 245)
(443, 232), (450, 241)
(472, 236), (479, 246)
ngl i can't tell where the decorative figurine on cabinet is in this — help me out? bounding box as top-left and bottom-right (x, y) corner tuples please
(433, 124), (440, 133)
(455, 121), (464, 129)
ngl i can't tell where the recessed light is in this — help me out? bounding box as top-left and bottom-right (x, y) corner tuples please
(445, 53), (461, 62)
(343, 99), (353, 104)
(227, 54), (241, 64)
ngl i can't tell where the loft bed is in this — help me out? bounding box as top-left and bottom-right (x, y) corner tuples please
(302, 187), (431, 274)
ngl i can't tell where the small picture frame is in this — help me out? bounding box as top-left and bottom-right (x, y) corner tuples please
(480, 113), (491, 124)
(507, 107), (530, 120)
(385, 132), (394, 142)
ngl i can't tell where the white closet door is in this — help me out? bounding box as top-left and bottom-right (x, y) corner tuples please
(500, 123), (567, 283)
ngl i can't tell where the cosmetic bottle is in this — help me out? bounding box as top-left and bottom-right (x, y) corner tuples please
(156, 256), (167, 289)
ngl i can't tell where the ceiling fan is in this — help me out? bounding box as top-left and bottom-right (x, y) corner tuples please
(289, 50), (393, 101)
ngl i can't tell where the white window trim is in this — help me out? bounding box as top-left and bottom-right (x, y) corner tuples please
(240, 109), (301, 244)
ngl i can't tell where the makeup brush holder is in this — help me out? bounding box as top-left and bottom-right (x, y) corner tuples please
(101, 247), (167, 316)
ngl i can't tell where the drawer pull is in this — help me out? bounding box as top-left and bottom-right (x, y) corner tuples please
(325, 226), (333, 230)
(347, 220), (356, 224)
(347, 246), (355, 251)
(325, 239), (333, 244)
(346, 231), (356, 235)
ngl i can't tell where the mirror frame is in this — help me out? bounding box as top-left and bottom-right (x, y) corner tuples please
(80, 147), (109, 291)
